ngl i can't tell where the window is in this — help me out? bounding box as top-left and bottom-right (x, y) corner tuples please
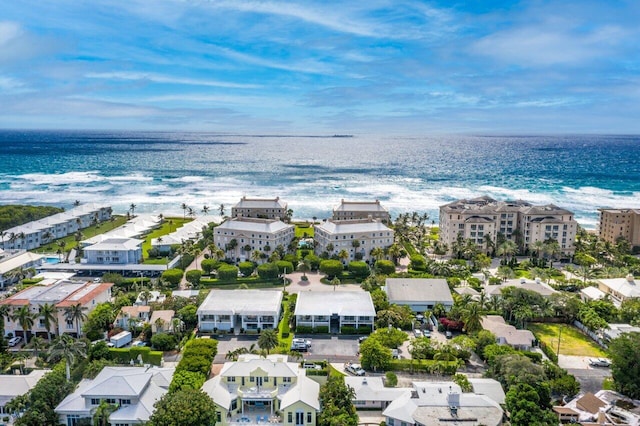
(119, 399), (131, 405)
(288, 412), (293, 423)
(307, 412), (312, 423)
(282, 377), (291, 383)
(106, 398), (116, 404)
(91, 398), (100, 405)
(228, 376), (235, 382)
(231, 399), (238, 410)
(66, 319), (74, 329)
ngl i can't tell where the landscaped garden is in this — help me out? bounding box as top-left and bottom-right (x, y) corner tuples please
(36, 215), (129, 253)
(141, 217), (192, 259)
(528, 323), (607, 357)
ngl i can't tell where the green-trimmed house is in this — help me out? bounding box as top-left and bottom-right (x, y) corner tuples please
(202, 354), (320, 426)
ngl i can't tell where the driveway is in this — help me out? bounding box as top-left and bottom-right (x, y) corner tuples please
(298, 335), (360, 362)
(559, 355), (612, 394)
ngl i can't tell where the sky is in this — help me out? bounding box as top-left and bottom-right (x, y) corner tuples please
(1, 0), (639, 134)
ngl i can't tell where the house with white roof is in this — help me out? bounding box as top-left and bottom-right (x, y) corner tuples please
(231, 196), (288, 220)
(201, 354), (319, 426)
(1, 280), (113, 339)
(383, 381), (503, 426)
(197, 290), (283, 333)
(385, 278), (454, 313)
(134, 290), (166, 306)
(481, 315), (535, 351)
(603, 323), (640, 341)
(294, 291), (375, 333)
(0, 250), (44, 288)
(151, 218), (212, 253)
(0, 369), (50, 415)
(314, 218), (394, 263)
(83, 238), (143, 265)
(214, 218), (295, 262)
(580, 286), (608, 303)
(332, 199), (390, 222)
(597, 275), (640, 305)
(484, 278), (557, 299)
(55, 366), (174, 426)
(345, 376), (411, 409)
(114, 305), (151, 330)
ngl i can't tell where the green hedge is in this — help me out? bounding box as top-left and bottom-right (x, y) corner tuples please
(295, 325), (329, 334)
(21, 277), (45, 285)
(539, 341), (558, 363)
(108, 347), (163, 366)
(388, 359), (459, 375)
(340, 325), (372, 335)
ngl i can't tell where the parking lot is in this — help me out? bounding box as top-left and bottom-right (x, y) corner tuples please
(212, 334), (360, 363)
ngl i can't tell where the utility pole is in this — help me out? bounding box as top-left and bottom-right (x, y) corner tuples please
(556, 325), (562, 358)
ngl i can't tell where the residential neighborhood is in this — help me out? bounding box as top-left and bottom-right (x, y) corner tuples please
(1, 197), (640, 426)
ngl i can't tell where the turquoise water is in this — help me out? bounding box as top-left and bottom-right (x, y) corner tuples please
(0, 130), (639, 228)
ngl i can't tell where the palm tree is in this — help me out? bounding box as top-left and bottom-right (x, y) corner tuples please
(188, 207), (195, 218)
(181, 203), (188, 219)
(12, 305), (36, 343)
(57, 240), (67, 262)
(192, 247), (202, 270)
(297, 259), (310, 280)
(338, 249), (349, 264)
(434, 344), (458, 362)
(0, 305), (10, 337)
(496, 240), (517, 263)
(39, 303), (58, 342)
(257, 328), (279, 355)
(370, 247), (384, 261)
(219, 204), (225, 218)
(139, 289), (153, 306)
(461, 302), (483, 334)
(26, 336), (48, 359)
(129, 203), (137, 216)
(93, 401), (117, 426)
(330, 276), (341, 291)
(202, 205), (210, 215)
(48, 334), (87, 380)
(64, 303), (88, 337)
(251, 250), (262, 264)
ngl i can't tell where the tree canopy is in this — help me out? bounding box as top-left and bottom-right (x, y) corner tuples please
(148, 388), (218, 426)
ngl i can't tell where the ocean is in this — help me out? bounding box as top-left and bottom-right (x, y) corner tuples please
(1, 130), (639, 229)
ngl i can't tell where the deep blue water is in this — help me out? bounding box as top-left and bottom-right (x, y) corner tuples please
(1, 130), (639, 228)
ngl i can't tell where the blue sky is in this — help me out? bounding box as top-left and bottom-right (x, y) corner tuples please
(1, 0), (639, 133)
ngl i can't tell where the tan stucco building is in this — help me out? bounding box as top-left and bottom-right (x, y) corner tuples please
(598, 208), (640, 247)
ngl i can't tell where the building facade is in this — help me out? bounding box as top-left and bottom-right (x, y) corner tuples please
(201, 354), (320, 426)
(231, 197), (288, 220)
(1, 280), (113, 339)
(83, 238), (143, 265)
(0, 250), (45, 288)
(314, 218), (394, 263)
(332, 199), (391, 222)
(598, 208), (640, 247)
(0, 203), (112, 251)
(197, 290), (283, 333)
(294, 291), (375, 333)
(439, 196), (578, 255)
(214, 218), (295, 261)
(384, 278), (454, 312)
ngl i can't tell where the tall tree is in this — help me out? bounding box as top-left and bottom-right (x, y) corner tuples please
(47, 334), (87, 380)
(39, 303), (58, 342)
(609, 332), (640, 399)
(148, 389), (218, 426)
(257, 328), (279, 355)
(12, 305), (36, 343)
(64, 303), (88, 337)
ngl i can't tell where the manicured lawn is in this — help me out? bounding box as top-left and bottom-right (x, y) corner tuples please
(294, 223), (314, 238)
(36, 215), (129, 253)
(528, 323), (607, 357)
(141, 217), (192, 258)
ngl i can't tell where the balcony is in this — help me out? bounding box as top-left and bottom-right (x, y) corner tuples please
(237, 386), (278, 399)
(229, 413), (282, 425)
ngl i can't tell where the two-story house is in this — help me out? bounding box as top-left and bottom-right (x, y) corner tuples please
(55, 366), (174, 426)
(294, 291), (375, 334)
(197, 290), (283, 333)
(201, 354), (320, 426)
(83, 238), (143, 265)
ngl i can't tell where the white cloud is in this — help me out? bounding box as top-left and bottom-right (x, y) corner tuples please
(85, 71), (260, 89)
(0, 21), (22, 46)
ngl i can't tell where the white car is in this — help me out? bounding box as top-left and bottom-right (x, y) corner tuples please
(290, 338), (311, 351)
(8, 336), (22, 347)
(414, 329), (423, 338)
(589, 358), (611, 367)
(345, 362), (365, 376)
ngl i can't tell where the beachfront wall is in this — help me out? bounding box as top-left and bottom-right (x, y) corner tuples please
(313, 218), (394, 263)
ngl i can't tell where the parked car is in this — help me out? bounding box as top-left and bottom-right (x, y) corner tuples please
(424, 330), (431, 338)
(358, 336), (367, 344)
(131, 340), (147, 347)
(391, 349), (399, 359)
(302, 362), (321, 370)
(345, 362), (365, 376)
(414, 329), (423, 338)
(445, 331), (453, 339)
(8, 336), (22, 347)
(290, 338), (311, 351)
(589, 358), (611, 367)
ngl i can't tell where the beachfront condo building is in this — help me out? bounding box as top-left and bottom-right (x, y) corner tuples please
(314, 218), (395, 263)
(231, 196), (288, 220)
(0, 203), (112, 251)
(598, 208), (640, 248)
(214, 217), (295, 262)
(1, 280), (113, 339)
(201, 354), (320, 426)
(439, 196), (578, 255)
(332, 199), (391, 223)
(82, 237), (143, 264)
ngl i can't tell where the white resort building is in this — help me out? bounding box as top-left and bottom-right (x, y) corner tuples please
(0, 203), (112, 251)
(197, 290), (283, 333)
(231, 197), (289, 221)
(314, 218), (394, 263)
(0, 250), (45, 288)
(83, 238), (143, 265)
(201, 354), (320, 426)
(294, 291), (375, 334)
(439, 196), (578, 255)
(55, 366), (174, 426)
(214, 218), (295, 261)
(332, 199), (390, 223)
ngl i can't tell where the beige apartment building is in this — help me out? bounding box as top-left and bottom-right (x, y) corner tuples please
(439, 196), (578, 255)
(598, 208), (640, 247)
(214, 217), (295, 261)
(332, 199), (391, 222)
(314, 218), (394, 263)
(231, 196), (288, 220)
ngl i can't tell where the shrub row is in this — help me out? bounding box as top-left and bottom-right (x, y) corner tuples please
(539, 340), (558, 363)
(108, 347), (163, 366)
(340, 326), (371, 335)
(295, 325), (330, 334)
(387, 359), (459, 375)
(174, 338), (218, 377)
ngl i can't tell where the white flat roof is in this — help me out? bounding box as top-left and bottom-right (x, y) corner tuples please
(385, 278), (454, 305)
(197, 289), (283, 315)
(294, 291), (375, 317)
(315, 219), (392, 234)
(83, 238), (143, 251)
(0, 251), (44, 274)
(216, 217), (293, 234)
